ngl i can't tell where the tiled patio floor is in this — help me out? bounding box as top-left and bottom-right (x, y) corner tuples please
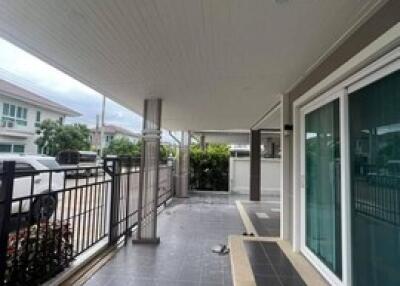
(84, 192), (246, 286)
(241, 199), (280, 237)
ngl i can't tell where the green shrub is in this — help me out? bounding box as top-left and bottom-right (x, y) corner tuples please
(190, 144), (229, 191)
(5, 221), (73, 285)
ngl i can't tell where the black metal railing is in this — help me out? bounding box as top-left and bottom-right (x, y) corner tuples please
(0, 157), (173, 285)
(354, 175), (400, 226)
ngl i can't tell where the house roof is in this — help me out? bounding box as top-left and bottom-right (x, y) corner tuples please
(91, 124), (141, 138)
(0, 79), (81, 116)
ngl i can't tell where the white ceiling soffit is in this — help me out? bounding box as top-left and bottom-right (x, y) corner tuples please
(0, 0), (382, 130)
(251, 102), (281, 130)
(199, 132), (250, 145)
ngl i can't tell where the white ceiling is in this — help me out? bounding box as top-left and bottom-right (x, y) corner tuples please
(0, 0), (382, 130)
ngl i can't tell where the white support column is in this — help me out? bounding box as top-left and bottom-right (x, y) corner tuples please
(175, 131), (190, 197)
(133, 98), (162, 244)
(280, 94), (291, 241)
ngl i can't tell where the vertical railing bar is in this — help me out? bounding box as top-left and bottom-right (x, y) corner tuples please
(108, 160), (116, 244)
(93, 168), (97, 243)
(33, 191), (42, 279)
(51, 172), (58, 273)
(82, 174), (89, 251)
(43, 171), (53, 267)
(76, 185), (83, 255)
(23, 173), (35, 275)
(125, 158), (131, 242)
(89, 177), (94, 247)
(12, 200), (23, 278)
(100, 182), (105, 238)
(87, 173), (93, 249)
(101, 167), (105, 237)
(58, 173), (67, 266)
(0, 161), (15, 286)
(66, 188), (72, 256)
(95, 167), (101, 242)
(72, 184), (78, 256)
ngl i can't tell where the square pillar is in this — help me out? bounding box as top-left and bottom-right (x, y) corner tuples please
(134, 98), (162, 244)
(250, 129), (261, 201)
(280, 94), (291, 241)
(175, 131), (190, 198)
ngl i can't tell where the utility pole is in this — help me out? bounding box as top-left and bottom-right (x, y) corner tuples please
(100, 95), (106, 157)
(95, 114), (100, 154)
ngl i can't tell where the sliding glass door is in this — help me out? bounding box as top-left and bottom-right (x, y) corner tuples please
(349, 70), (400, 286)
(304, 98), (342, 278)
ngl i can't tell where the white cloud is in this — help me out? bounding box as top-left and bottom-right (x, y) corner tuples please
(0, 37), (144, 133)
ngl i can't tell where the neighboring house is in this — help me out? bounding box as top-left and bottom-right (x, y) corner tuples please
(0, 79), (80, 154)
(90, 124), (141, 151)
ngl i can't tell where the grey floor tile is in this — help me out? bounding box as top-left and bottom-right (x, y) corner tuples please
(84, 193), (245, 286)
(254, 275), (282, 286)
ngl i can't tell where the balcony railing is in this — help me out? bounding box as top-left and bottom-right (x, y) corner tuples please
(0, 157), (173, 285)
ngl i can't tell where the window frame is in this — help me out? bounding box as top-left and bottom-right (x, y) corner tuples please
(35, 110), (41, 127)
(300, 90), (345, 286)
(293, 46), (400, 286)
(2, 102), (28, 126)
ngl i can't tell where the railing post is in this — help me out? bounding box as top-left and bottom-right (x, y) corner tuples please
(0, 161), (15, 286)
(108, 159), (121, 245)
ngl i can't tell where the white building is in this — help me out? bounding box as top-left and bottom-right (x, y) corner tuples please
(0, 79), (80, 154)
(90, 124), (141, 151)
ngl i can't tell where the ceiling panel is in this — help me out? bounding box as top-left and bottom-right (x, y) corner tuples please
(0, 0), (382, 130)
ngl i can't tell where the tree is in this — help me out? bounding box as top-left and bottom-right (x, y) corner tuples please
(103, 137), (141, 157)
(55, 123), (91, 152)
(35, 120), (91, 156)
(160, 144), (176, 163)
(104, 137), (177, 163)
(35, 120), (59, 156)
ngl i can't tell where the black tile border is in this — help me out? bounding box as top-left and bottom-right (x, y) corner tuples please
(244, 241), (306, 286)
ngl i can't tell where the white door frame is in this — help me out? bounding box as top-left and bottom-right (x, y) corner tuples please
(292, 42), (400, 286)
(299, 90), (345, 286)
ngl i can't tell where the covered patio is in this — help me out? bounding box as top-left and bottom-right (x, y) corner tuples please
(0, 1), (399, 285)
(82, 193), (244, 286)
(76, 192), (325, 286)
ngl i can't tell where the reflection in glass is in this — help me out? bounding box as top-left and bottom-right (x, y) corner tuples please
(350, 70), (400, 286)
(305, 99), (342, 277)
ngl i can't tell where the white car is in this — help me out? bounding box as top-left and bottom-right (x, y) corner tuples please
(0, 154), (64, 221)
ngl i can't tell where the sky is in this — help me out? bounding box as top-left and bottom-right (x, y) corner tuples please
(0, 37), (144, 132)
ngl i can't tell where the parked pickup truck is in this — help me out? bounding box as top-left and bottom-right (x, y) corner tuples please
(0, 154), (64, 222)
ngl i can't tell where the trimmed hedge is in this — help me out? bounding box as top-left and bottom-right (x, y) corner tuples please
(190, 144), (229, 191)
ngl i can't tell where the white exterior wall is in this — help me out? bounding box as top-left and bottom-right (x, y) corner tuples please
(0, 94), (66, 154)
(287, 27), (400, 286)
(229, 157), (280, 197)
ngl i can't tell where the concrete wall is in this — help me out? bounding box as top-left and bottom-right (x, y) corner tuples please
(229, 157), (280, 197)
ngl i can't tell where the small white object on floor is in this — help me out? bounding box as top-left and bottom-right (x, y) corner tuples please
(270, 208), (280, 213)
(256, 212), (269, 219)
(211, 244), (230, 255)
